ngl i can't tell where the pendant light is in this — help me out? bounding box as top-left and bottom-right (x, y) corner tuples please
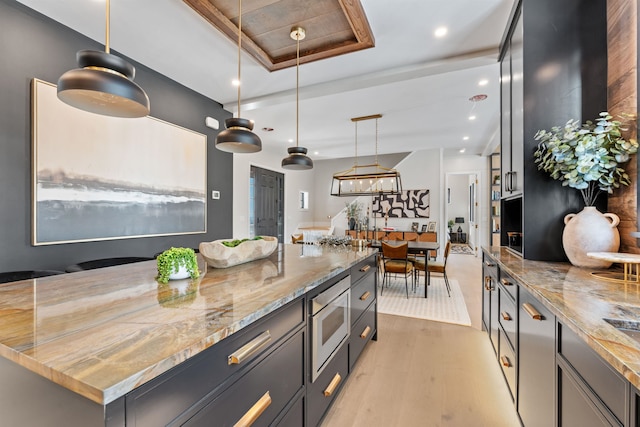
(281, 26), (313, 170)
(330, 114), (402, 196)
(57, 0), (150, 118)
(215, 0), (262, 153)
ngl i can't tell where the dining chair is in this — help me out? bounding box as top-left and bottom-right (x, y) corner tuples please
(291, 234), (303, 244)
(381, 241), (414, 298)
(418, 240), (451, 297)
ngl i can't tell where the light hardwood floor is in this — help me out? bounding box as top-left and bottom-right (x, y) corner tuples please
(321, 248), (521, 426)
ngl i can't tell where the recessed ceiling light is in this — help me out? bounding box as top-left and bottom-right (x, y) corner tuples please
(459, 148), (466, 153)
(463, 136), (469, 140)
(468, 115), (476, 121)
(478, 79), (489, 86)
(288, 139), (294, 143)
(434, 27), (448, 38)
(232, 79), (240, 87)
(314, 151), (319, 155)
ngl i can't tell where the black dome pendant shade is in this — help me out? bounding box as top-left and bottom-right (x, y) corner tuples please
(57, 50), (150, 118)
(56, 0), (149, 118)
(216, 117), (262, 153)
(214, 0), (262, 153)
(281, 26), (313, 170)
(281, 146), (313, 170)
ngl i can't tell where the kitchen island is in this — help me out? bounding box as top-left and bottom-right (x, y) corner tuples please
(0, 244), (377, 426)
(483, 247), (640, 426)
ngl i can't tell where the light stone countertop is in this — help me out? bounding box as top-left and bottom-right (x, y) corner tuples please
(484, 246), (640, 389)
(0, 244), (376, 405)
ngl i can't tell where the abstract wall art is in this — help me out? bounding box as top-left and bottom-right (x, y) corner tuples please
(31, 79), (207, 245)
(372, 189), (430, 218)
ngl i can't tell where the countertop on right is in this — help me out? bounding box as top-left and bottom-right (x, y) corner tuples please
(484, 246), (640, 389)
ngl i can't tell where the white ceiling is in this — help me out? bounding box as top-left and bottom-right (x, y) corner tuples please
(16, 0), (515, 159)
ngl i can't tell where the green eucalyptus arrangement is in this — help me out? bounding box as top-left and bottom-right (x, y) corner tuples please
(156, 247), (200, 284)
(533, 112), (638, 206)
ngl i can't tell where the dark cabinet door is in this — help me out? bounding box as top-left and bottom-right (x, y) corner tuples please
(558, 364), (616, 427)
(500, 39), (512, 196)
(509, 8), (523, 196)
(518, 287), (555, 427)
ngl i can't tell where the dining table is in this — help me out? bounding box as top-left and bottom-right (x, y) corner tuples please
(369, 240), (440, 297)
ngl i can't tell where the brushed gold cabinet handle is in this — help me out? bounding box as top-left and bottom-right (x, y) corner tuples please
(324, 373), (342, 397)
(522, 303), (543, 320)
(484, 261), (495, 267)
(501, 311), (511, 321)
(234, 391), (271, 427)
(501, 356), (511, 367)
(360, 325), (371, 339)
(360, 264), (371, 272)
(500, 278), (513, 286)
(360, 291), (371, 301)
(228, 331), (272, 365)
(484, 277), (493, 291)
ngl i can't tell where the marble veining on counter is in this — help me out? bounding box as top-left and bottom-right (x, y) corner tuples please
(0, 244), (375, 405)
(484, 246), (640, 389)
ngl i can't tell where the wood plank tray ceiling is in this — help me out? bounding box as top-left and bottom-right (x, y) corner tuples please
(183, 0), (375, 71)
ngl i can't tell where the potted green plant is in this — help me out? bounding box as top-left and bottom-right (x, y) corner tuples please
(533, 112), (638, 267)
(447, 219), (454, 232)
(345, 201), (362, 230)
(156, 247), (200, 284)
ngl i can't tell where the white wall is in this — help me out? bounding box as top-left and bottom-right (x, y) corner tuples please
(232, 144), (316, 240)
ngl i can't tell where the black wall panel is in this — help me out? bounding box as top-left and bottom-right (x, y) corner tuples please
(0, 0), (233, 271)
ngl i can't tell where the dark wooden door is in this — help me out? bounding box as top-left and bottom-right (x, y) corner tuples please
(252, 166), (284, 242)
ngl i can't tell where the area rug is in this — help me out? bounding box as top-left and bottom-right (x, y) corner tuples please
(450, 243), (474, 255)
(377, 277), (471, 326)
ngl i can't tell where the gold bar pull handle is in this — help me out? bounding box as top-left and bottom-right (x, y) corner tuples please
(501, 311), (512, 321)
(360, 325), (371, 339)
(522, 303), (543, 320)
(324, 373), (342, 397)
(360, 291), (371, 301)
(501, 356), (511, 367)
(484, 277), (493, 291)
(360, 264), (371, 272)
(234, 391), (272, 427)
(500, 278), (513, 286)
(228, 331), (272, 365)
(484, 261), (495, 267)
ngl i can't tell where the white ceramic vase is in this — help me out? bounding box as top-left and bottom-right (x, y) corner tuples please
(562, 206), (620, 268)
(168, 264), (190, 280)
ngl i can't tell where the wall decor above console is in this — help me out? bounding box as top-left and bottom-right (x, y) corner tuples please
(32, 79), (207, 245)
(372, 189), (430, 218)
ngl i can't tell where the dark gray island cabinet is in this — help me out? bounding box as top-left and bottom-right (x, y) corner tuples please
(482, 248), (640, 427)
(0, 247), (377, 426)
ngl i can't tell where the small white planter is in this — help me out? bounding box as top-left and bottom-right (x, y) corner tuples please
(168, 264), (191, 280)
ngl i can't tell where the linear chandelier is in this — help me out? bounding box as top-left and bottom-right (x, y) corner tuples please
(330, 114), (402, 197)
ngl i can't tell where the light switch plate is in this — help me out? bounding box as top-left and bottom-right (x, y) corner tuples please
(211, 190), (220, 200)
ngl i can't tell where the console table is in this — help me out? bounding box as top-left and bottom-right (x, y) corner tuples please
(450, 232), (466, 244)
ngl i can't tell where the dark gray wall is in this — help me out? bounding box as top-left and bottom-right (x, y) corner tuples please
(0, 0), (233, 272)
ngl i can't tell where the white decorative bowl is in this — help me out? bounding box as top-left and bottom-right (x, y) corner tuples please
(199, 236), (278, 268)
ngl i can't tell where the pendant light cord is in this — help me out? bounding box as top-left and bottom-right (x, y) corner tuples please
(375, 117), (379, 166)
(354, 121), (358, 167)
(296, 31), (300, 148)
(237, 0), (242, 118)
(105, 0), (110, 53)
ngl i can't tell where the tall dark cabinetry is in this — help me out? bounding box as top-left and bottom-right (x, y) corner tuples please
(499, 0), (608, 261)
